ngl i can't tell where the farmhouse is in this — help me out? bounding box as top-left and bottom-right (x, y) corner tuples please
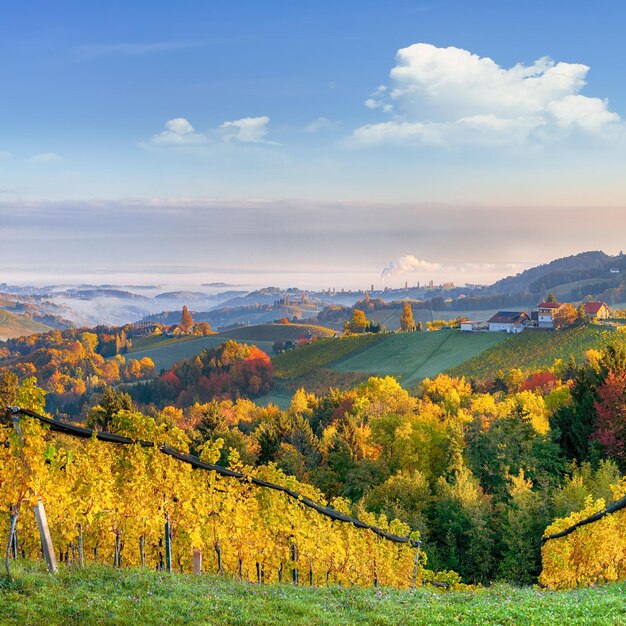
(583, 301), (612, 320)
(487, 311), (530, 333)
(537, 302), (563, 329)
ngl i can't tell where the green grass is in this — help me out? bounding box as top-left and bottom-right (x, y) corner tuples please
(2, 562), (626, 625)
(0, 308), (52, 341)
(220, 323), (335, 342)
(125, 325), (335, 373)
(271, 334), (386, 380)
(124, 335), (275, 372)
(331, 330), (507, 387)
(449, 325), (617, 380)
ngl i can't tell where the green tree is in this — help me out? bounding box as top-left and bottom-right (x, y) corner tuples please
(400, 303), (416, 332)
(547, 292), (558, 303)
(88, 386), (134, 432)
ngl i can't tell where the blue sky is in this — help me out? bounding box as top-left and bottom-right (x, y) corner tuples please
(1, 1), (625, 288)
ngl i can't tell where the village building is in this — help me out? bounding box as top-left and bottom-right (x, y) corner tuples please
(460, 321), (482, 332)
(583, 301), (612, 320)
(536, 302), (563, 328)
(487, 311), (530, 333)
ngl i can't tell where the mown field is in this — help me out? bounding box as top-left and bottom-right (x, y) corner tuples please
(2, 563), (625, 626)
(331, 330), (506, 387)
(220, 323), (335, 342)
(449, 325), (618, 380)
(271, 334), (385, 380)
(124, 324), (336, 373)
(0, 308), (52, 341)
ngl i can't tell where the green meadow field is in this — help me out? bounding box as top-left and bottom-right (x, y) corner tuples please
(124, 323), (336, 372)
(449, 325), (618, 380)
(330, 330), (506, 387)
(2, 563), (625, 626)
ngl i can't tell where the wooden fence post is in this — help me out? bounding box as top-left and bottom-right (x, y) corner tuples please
(291, 544), (298, 584)
(139, 535), (146, 568)
(411, 540), (422, 588)
(33, 498), (58, 573)
(77, 524), (84, 568)
(193, 548), (202, 575)
(10, 506), (18, 560)
(164, 516), (172, 573)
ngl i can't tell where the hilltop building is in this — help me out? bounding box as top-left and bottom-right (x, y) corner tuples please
(583, 301), (612, 320)
(487, 311), (531, 333)
(537, 302), (563, 328)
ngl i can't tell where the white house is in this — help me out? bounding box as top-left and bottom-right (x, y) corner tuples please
(487, 311), (530, 333)
(537, 302), (563, 328)
(460, 321), (482, 332)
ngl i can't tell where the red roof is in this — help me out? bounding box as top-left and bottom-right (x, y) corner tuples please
(537, 302), (562, 309)
(584, 301), (608, 315)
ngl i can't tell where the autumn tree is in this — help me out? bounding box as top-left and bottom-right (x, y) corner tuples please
(344, 309), (369, 334)
(577, 303), (589, 323)
(400, 303), (416, 332)
(181, 305), (194, 333)
(554, 304), (577, 329)
(194, 321), (213, 336)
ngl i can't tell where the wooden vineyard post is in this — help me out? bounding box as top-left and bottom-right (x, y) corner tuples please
(139, 535), (146, 568)
(33, 499), (58, 573)
(291, 544), (298, 584)
(77, 524), (84, 568)
(9, 506), (18, 560)
(411, 539), (422, 588)
(164, 516), (172, 573)
(193, 548), (202, 575)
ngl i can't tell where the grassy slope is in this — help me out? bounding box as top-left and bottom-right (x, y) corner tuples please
(1, 563), (625, 626)
(331, 330), (507, 387)
(449, 325), (617, 380)
(220, 323), (335, 342)
(271, 334), (386, 380)
(0, 308), (51, 341)
(125, 324), (336, 372)
(124, 336), (273, 372)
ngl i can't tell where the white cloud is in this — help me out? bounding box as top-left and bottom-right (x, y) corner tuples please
(353, 43), (621, 147)
(29, 152), (62, 163)
(381, 255), (441, 278)
(147, 116), (274, 148)
(304, 117), (336, 133)
(220, 116), (271, 143)
(150, 118), (207, 146)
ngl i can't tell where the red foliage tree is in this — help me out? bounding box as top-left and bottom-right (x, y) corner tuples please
(592, 370), (626, 464)
(520, 371), (558, 394)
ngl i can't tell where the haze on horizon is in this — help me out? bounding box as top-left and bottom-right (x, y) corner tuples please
(1, 1), (625, 290)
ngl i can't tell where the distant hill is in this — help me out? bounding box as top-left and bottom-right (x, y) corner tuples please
(486, 251), (625, 298)
(0, 308), (53, 341)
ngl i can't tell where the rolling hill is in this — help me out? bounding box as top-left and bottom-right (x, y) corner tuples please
(449, 325), (618, 380)
(123, 323), (336, 372)
(0, 308), (53, 341)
